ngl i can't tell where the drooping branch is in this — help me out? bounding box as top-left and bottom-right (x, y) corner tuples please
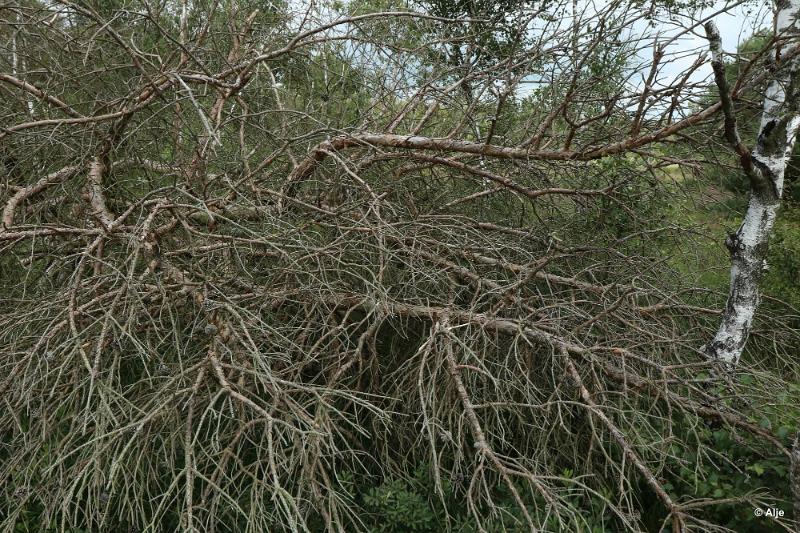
(703, 22), (759, 188)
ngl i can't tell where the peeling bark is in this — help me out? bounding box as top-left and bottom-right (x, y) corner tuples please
(86, 157), (115, 229)
(705, 0), (800, 368)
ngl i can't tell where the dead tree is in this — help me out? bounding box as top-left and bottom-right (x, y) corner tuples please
(0, 1), (797, 531)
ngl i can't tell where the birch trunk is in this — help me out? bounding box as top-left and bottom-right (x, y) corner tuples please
(705, 0), (800, 368)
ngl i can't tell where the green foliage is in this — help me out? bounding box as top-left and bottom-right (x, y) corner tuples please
(653, 385), (798, 532)
(763, 206), (800, 309)
(362, 478), (438, 532)
(665, 430), (792, 531)
(416, 0), (531, 70)
(353, 464), (618, 532)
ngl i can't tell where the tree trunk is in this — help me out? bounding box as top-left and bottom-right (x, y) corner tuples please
(705, 0), (800, 368)
(707, 1), (800, 521)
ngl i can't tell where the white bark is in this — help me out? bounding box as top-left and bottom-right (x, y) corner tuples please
(706, 0), (800, 367)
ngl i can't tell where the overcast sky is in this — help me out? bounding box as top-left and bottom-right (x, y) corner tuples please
(506, 1), (772, 97)
(658, 1), (772, 83)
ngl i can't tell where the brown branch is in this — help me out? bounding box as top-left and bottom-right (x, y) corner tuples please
(1, 165), (81, 229)
(0, 73), (83, 118)
(281, 113), (722, 194)
(565, 356), (685, 532)
(703, 21), (762, 191)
